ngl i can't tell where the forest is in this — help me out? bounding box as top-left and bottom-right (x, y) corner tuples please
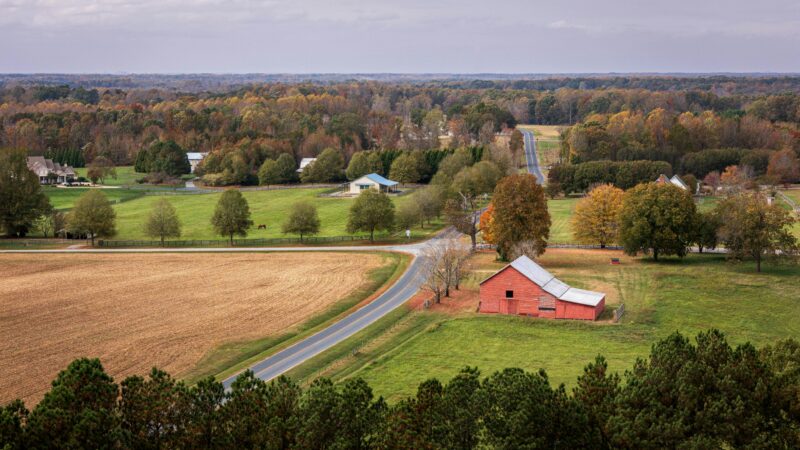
(2, 76), (800, 188)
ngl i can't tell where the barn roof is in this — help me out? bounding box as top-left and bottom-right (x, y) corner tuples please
(361, 173), (399, 187)
(186, 152), (206, 160)
(481, 255), (605, 306)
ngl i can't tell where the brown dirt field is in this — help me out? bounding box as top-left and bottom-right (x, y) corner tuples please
(0, 252), (384, 405)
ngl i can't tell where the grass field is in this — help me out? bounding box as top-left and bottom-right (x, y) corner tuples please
(74, 166), (144, 186)
(40, 188), (444, 242)
(547, 198), (578, 243)
(0, 252), (396, 405)
(44, 186), (145, 210)
(290, 249), (800, 402)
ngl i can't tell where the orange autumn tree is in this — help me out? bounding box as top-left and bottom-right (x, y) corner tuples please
(571, 184), (625, 248)
(479, 203), (496, 244)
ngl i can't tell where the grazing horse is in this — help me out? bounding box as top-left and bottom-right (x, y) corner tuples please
(257, 224), (267, 230)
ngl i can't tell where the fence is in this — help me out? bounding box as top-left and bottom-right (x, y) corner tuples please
(474, 242), (624, 251)
(97, 234), (375, 248)
(613, 303), (625, 323)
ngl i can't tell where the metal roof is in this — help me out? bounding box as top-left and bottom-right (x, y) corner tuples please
(360, 173), (399, 187)
(670, 175), (689, 190)
(186, 152), (206, 160)
(498, 255), (605, 307)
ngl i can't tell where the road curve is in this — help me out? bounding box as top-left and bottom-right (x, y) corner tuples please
(520, 129), (545, 183)
(221, 230), (458, 388)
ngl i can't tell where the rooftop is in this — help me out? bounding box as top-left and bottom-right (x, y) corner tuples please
(482, 255), (605, 306)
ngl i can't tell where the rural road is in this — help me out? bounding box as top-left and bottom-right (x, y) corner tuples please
(520, 129), (545, 183)
(220, 229), (458, 388)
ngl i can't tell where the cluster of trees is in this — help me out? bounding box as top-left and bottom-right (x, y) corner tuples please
(8, 78), (800, 187)
(134, 140), (191, 178)
(563, 109), (798, 166)
(547, 160), (673, 194)
(570, 182), (798, 271)
(2, 330), (799, 448)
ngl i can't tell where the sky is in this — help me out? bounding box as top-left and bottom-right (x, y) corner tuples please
(1, 0), (799, 73)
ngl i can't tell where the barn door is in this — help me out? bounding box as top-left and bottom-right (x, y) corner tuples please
(507, 299), (518, 315)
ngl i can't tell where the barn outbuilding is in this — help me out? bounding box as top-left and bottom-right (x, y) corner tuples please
(349, 173), (399, 194)
(479, 255), (605, 320)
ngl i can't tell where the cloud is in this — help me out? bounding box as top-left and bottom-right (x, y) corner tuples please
(0, 0), (799, 72)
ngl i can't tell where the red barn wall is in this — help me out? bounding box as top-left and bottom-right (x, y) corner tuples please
(479, 266), (605, 321)
(479, 266), (557, 318)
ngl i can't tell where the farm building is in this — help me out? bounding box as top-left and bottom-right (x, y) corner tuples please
(655, 173), (690, 191)
(186, 152), (207, 173)
(479, 255), (605, 320)
(296, 157), (317, 173)
(349, 173), (399, 194)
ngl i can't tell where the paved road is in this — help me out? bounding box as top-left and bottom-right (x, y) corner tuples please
(221, 230), (459, 388)
(520, 129), (545, 183)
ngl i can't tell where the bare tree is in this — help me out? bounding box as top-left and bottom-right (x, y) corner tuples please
(509, 240), (546, 261)
(421, 239), (471, 303)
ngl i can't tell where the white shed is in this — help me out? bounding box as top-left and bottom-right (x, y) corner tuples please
(349, 173), (399, 194)
(297, 157), (317, 173)
(187, 152), (207, 173)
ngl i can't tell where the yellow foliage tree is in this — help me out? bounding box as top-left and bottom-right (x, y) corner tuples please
(571, 184), (624, 248)
(479, 203), (496, 244)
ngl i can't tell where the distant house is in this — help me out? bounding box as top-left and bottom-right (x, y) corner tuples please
(186, 152), (207, 173)
(296, 157), (317, 173)
(349, 173), (399, 194)
(27, 156), (76, 185)
(479, 255), (606, 320)
(656, 173), (689, 191)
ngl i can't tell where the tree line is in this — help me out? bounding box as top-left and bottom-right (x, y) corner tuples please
(564, 182), (798, 271)
(5, 80), (800, 187)
(2, 330), (798, 449)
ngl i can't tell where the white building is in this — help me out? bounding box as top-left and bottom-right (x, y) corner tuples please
(186, 152), (207, 173)
(656, 174), (690, 191)
(349, 173), (399, 194)
(296, 157), (317, 173)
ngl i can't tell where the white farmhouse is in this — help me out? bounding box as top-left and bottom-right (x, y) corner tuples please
(349, 173), (399, 194)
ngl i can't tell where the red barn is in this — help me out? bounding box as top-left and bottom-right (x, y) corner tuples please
(479, 255), (605, 320)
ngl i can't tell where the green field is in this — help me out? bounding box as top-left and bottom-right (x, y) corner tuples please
(289, 249), (800, 402)
(45, 188), (443, 241)
(547, 198), (577, 243)
(74, 166), (144, 186)
(44, 186), (145, 210)
(783, 189), (800, 204)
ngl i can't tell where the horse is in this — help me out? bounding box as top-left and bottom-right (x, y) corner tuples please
(257, 224), (267, 230)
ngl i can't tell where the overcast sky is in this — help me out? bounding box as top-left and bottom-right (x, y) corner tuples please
(1, 0), (799, 73)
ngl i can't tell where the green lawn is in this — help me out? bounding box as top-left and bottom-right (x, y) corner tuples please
(547, 198), (578, 243)
(285, 250), (800, 402)
(109, 189), (443, 242)
(783, 189), (800, 204)
(44, 186), (145, 210)
(74, 166), (144, 186)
